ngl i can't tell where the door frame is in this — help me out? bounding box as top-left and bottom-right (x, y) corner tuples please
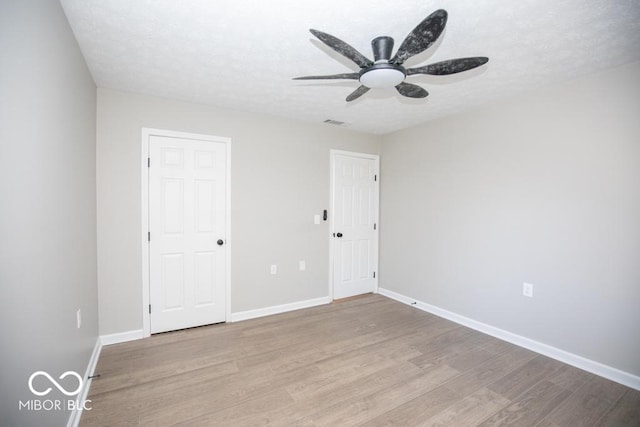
(328, 149), (380, 301)
(141, 128), (231, 338)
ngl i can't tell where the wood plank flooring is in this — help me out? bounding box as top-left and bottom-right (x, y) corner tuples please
(81, 294), (640, 426)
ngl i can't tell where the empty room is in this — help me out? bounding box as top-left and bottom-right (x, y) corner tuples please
(1, 0), (640, 426)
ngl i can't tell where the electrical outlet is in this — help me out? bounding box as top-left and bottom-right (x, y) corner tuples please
(299, 260), (306, 271)
(270, 264), (277, 275)
(523, 282), (534, 298)
(76, 309), (82, 329)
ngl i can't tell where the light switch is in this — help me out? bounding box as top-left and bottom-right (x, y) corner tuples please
(314, 214), (320, 225)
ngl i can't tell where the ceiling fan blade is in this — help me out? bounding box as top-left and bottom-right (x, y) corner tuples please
(406, 57), (489, 76)
(310, 29), (373, 68)
(395, 82), (429, 99)
(346, 85), (370, 102)
(390, 9), (448, 65)
(293, 73), (360, 80)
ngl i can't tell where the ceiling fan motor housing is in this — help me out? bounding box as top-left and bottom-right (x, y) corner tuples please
(359, 36), (406, 88)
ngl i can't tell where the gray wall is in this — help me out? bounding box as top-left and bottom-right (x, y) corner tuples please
(380, 61), (640, 376)
(96, 88), (381, 335)
(0, 1), (98, 426)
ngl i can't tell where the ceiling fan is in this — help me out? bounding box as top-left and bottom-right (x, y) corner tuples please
(294, 9), (488, 102)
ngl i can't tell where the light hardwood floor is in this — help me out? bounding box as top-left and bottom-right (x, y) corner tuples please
(81, 294), (640, 426)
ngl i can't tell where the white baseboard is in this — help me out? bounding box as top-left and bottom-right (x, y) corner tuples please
(231, 296), (331, 322)
(67, 337), (102, 427)
(377, 287), (640, 391)
(100, 329), (144, 346)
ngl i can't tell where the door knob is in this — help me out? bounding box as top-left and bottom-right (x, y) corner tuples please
(217, 239), (224, 246)
(336, 232), (343, 238)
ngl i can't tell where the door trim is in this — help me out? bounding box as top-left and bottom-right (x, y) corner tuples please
(141, 128), (231, 338)
(328, 149), (380, 301)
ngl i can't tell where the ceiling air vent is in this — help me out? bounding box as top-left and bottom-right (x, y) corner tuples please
(323, 119), (345, 126)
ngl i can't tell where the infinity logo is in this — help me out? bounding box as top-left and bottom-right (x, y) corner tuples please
(28, 371), (83, 397)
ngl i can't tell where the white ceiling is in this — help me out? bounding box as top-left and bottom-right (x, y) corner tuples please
(60, 0), (640, 135)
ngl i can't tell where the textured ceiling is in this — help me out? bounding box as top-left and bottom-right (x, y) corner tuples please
(60, 0), (640, 135)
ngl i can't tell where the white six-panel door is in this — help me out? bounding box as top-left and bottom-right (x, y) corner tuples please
(331, 152), (379, 299)
(149, 135), (227, 333)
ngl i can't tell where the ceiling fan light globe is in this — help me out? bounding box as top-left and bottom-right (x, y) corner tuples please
(360, 68), (405, 89)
